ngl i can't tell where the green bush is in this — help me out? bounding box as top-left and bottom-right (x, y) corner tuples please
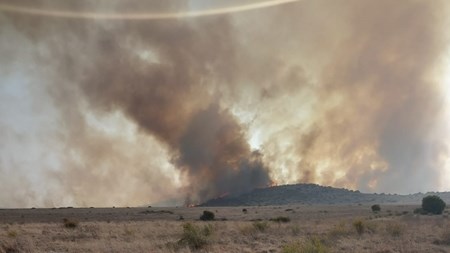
(282, 237), (329, 253)
(422, 195), (446, 215)
(200, 210), (215, 221)
(178, 223), (213, 250)
(371, 204), (381, 212)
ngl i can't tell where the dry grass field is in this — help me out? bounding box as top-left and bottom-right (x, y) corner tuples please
(1, 205), (450, 253)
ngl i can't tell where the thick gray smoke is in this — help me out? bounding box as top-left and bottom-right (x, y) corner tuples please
(0, 0), (449, 207)
(178, 105), (271, 202)
(0, 0), (272, 206)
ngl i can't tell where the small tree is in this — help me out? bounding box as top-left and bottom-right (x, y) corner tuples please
(200, 210), (215, 221)
(371, 204), (381, 212)
(422, 195), (446, 215)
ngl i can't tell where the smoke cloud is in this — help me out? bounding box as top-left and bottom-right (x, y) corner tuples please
(0, 0), (449, 207)
(243, 0), (450, 193)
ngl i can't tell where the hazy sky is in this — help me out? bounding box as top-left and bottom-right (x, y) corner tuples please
(1, 0), (450, 207)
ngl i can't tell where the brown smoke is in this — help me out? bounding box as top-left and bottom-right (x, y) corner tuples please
(1, 0), (272, 206)
(233, 0), (450, 193)
(0, 0), (449, 207)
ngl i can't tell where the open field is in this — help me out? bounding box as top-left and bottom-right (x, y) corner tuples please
(1, 205), (450, 252)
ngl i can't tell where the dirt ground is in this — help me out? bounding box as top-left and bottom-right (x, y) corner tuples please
(0, 204), (449, 252)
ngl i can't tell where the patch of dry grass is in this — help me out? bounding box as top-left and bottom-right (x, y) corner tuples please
(252, 220), (270, 232)
(328, 221), (352, 239)
(282, 237), (329, 253)
(5, 231), (17, 238)
(434, 228), (450, 245)
(385, 221), (404, 237)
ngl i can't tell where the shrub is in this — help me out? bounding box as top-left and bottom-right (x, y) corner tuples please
(270, 216), (291, 223)
(242, 208), (248, 214)
(422, 195), (446, 215)
(353, 220), (365, 235)
(282, 237), (329, 253)
(178, 222), (213, 250)
(62, 218), (78, 228)
(386, 222), (404, 237)
(371, 204), (381, 212)
(253, 221), (269, 232)
(200, 210), (215, 221)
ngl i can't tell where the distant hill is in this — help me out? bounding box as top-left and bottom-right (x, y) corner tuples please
(200, 184), (450, 206)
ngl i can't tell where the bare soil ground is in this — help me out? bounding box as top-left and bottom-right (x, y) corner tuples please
(1, 204), (449, 252)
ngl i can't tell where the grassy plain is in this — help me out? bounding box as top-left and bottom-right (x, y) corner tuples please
(1, 205), (449, 252)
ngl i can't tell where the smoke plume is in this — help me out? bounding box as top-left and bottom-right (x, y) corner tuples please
(0, 0), (449, 207)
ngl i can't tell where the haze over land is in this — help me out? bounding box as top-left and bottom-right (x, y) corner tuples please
(201, 183), (450, 206)
(1, 0), (450, 207)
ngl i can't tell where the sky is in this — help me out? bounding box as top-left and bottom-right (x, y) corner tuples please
(1, 0), (450, 207)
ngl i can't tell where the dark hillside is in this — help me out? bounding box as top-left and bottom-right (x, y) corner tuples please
(200, 184), (450, 206)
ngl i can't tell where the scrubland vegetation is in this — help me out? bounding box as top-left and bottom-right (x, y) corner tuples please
(1, 203), (450, 253)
